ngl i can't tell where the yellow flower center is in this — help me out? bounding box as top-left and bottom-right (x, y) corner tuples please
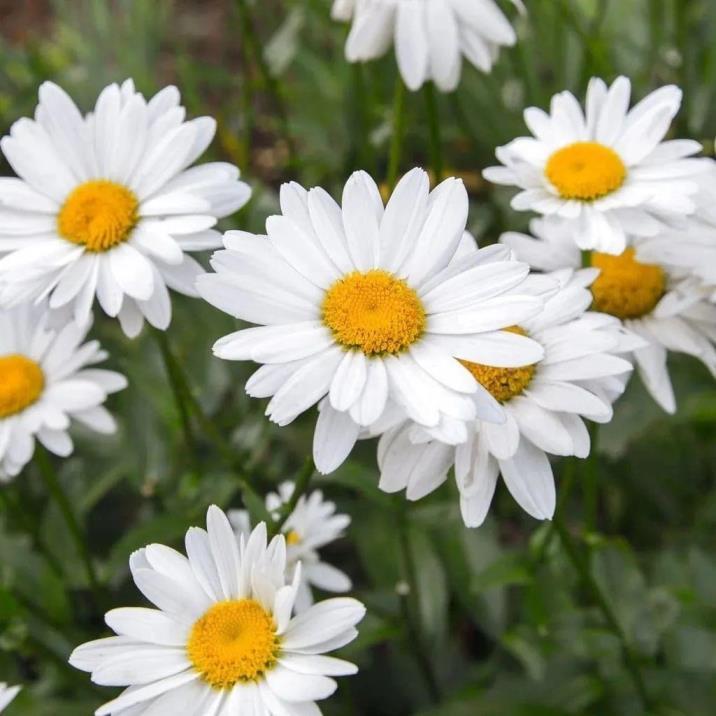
(57, 180), (139, 252)
(187, 599), (279, 689)
(545, 141), (626, 201)
(285, 530), (302, 546)
(590, 248), (666, 319)
(322, 269), (426, 356)
(459, 327), (536, 403)
(0, 354), (45, 418)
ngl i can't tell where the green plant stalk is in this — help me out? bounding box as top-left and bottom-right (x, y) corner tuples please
(397, 504), (442, 704)
(424, 82), (443, 184)
(35, 447), (101, 602)
(387, 77), (407, 190)
(553, 515), (652, 711)
(271, 456), (315, 536)
(584, 422), (600, 532)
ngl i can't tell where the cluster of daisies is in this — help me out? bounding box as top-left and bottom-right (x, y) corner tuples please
(1, 3), (716, 713)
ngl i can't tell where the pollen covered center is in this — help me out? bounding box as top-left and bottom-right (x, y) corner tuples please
(285, 530), (302, 546)
(459, 327), (536, 403)
(322, 269), (426, 356)
(58, 180), (139, 252)
(188, 599), (279, 689)
(590, 248), (665, 319)
(545, 141), (626, 201)
(0, 354), (45, 418)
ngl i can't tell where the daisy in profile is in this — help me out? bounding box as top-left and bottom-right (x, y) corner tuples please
(230, 481), (352, 611)
(484, 76), (710, 254)
(0, 302), (126, 481)
(197, 168), (546, 474)
(0, 80), (251, 337)
(70, 507), (365, 715)
(503, 217), (716, 413)
(332, 0), (521, 92)
(0, 683), (20, 712)
(378, 269), (636, 526)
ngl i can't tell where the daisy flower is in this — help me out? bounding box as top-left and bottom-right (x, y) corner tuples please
(0, 79), (251, 337)
(0, 302), (126, 481)
(230, 481), (352, 612)
(0, 683), (20, 712)
(378, 269), (636, 526)
(70, 507), (365, 715)
(484, 76), (711, 254)
(332, 0), (521, 92)
(503, 217), (716, 413)
(197, 168), (546, 474)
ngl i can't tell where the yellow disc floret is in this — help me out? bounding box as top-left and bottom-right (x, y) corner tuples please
(590, 248), (665, 319)
(459, 327), (536, 403)
(0, 354), (45, 418)
(58, 180), (139, 252)
(285, 530), (302, 546)
(322, 269), (426, 356)
(545, 141), (627, 201)
(188, 599), (279, 689)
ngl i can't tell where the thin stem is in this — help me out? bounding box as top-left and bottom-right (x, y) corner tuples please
(584, 422), (600, 532)
(553, 515), (652, 711)
(35, 448), (101, 601)
(387, 77), (407, 190)
(272, 456), (315, 536)
(423, 82), (443, 184)
(397, 503), (441, 704)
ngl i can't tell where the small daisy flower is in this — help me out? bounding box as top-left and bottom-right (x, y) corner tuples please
(333, 0), (520, 92)
(197, 168), (546, 474)
(484, 76), (711, 254)
(0, 683), (20, 712)
(0, 302), (126, 481)
(0, 80), (251, 337)
(230, 481), (352, 612)
(70, 507), (365, 716)
(503, 217), (716, 413)
(378, 269), (635, 527)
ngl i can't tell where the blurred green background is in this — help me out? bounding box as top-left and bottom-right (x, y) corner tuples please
(1, 1), (716, 714)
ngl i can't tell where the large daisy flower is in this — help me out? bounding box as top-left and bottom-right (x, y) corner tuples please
(197, 168), (546, 474)
(378, 269), (636, 527)
(503, 217), (716, 413)
(484, 76), (711, 254)
(230, 481), (352, 612)
(332, 0), (520, 92)
(0, 302), (126, 481)
(70, 507), (366, 715)
(0, 683), (20, 712)
(0, 80), (251, 337)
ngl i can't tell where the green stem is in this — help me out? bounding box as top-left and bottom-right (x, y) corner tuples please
(397, 503), (441, 704)
(272, 456), (315, 536)
(387, 77), (407, 190)
(584, 422), (600, 532)
(35, 448), (101, 602)
(534, 457), (578, 563)
(553, 515), (652, 711)
(423, 82), (443, 184)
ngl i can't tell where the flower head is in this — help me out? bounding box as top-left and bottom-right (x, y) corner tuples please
(197, 168), (546, 474)
(70, 507), (365, 715)
(0, 302), (126, 481)
(0, 80), (251, 337)
(484, 77), (711, 254)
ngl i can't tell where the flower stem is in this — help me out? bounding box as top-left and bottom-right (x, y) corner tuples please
(583, 422), (600, 532)
(271, 456), (315, 536)
(387, 77), (407, 190)
(553, 514), (652, 711)
(397, 502), (441, 704)
(35, 447), (101, 602)
(423, 82), (443, 184)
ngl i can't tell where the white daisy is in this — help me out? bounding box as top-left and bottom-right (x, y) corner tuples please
(484, 76), (712, 254)
(333, 0), (520, 92)
(503, 217), (716, 413)
(0, 79), (251, 337)
(70, 507), (366, 716)
(0, 683), (20, 712)
(378, 269), (636, 527)
(0, 302), (126, 481)
(197, 168), (546, 474)
(230, 481), (352, 612)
